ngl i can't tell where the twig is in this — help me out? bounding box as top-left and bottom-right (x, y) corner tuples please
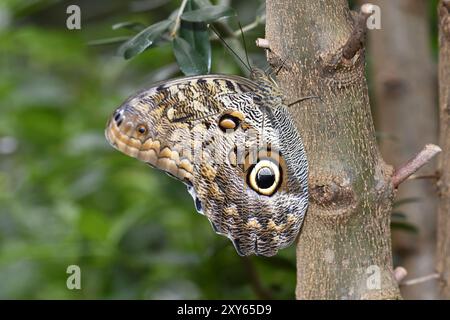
(241, 257), (273, 299)
(234, 19), (261, 36)
(393, 266), (408, 283)
(392, 144), (442, 188)
(400, 273), (440, 286)
(209, 19), (262, 42)
(256, 38), (270, 49)
(342, 3), (375, 60)
(170, 0), (188, 38)
(407, 173), (440, 181)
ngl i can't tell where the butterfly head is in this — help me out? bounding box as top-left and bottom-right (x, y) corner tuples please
(250, 68), (284, 108)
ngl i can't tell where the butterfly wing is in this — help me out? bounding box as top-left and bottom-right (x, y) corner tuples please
(105, 75), (308, 256)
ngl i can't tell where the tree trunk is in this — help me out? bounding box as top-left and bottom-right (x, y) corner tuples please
(437, 0), (450, 299)
(265, 0), (401, 299)
(366, 0), (438, 299)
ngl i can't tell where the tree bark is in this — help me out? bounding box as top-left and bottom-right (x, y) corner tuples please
(265, 0), (401, 299)
(437, 0), (450, 299)
(365, 0), (438, 299)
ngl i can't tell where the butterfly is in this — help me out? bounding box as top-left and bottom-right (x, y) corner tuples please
(105, 67), (309, 256)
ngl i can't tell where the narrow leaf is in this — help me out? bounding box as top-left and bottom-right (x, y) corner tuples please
(172, 37), (208, 76)
(118, 19), (172, 60)
(180, 0), (211, 73)
(181, 5), (235, 23)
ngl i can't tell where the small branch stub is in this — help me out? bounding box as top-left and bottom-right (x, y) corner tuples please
(256, 38), (270, 49)
(360, 3), (378, 17)
(392, 144), (442, 188)
(400, 273), (440, 287)
(342, 4), (375, 60)
(394, 266), (408, 283)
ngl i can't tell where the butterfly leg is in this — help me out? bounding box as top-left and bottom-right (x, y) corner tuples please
(287, 95), (322, 107)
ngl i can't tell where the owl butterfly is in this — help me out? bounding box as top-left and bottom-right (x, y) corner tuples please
(105, 67), (309, 256)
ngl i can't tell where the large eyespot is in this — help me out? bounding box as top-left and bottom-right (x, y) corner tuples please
(218, 111), (244, 132)
(136, 124), (147, 135)
(248, 159), (281, 196)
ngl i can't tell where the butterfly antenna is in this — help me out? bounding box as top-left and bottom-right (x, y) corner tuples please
(267, 55), (290, 77)
(209, 24), (252, 73)
(238, 21), (252, 71)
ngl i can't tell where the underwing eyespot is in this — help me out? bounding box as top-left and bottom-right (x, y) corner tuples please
(247, 159), (282, 196)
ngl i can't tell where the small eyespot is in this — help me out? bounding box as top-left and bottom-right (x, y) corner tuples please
(248, 159), (281, 196)
(218, 114), (241, 131)
(137, 124), (147, 135)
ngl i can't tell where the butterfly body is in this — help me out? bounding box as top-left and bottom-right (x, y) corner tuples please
(105, 71), (308, 256)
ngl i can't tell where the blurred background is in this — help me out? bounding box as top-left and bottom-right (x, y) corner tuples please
(0, 0), (441, 299)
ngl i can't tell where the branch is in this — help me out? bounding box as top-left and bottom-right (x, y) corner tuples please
(267, 0), (403, 299)
(392, 144), (442, 188)
(210, 19), (264, 42)
(407, 173), (440, 181)
(240, 257), (273, 300)
(437, 0), (450, 298)
(170, 0), (188, 38)
(400, 273), (440, 287)
(234, 19), (262, 36)
(342, 4), (375, 60)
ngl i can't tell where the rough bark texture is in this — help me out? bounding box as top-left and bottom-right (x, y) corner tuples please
(265, 0), (401, 299)
(366, 0), (438, 299)
(437, 0), (450, 299)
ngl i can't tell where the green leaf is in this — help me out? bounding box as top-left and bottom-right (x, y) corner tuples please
(391, 221), (419, 233)
(112, 21), (146, 32)
(179, 0), (211, 73)
(172, 37), (208, 75)
(181, 5), (235, 23)
(118, 19), (172, 60)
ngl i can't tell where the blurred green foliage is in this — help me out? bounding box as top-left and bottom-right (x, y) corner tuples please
(0, 0), (296, 299)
